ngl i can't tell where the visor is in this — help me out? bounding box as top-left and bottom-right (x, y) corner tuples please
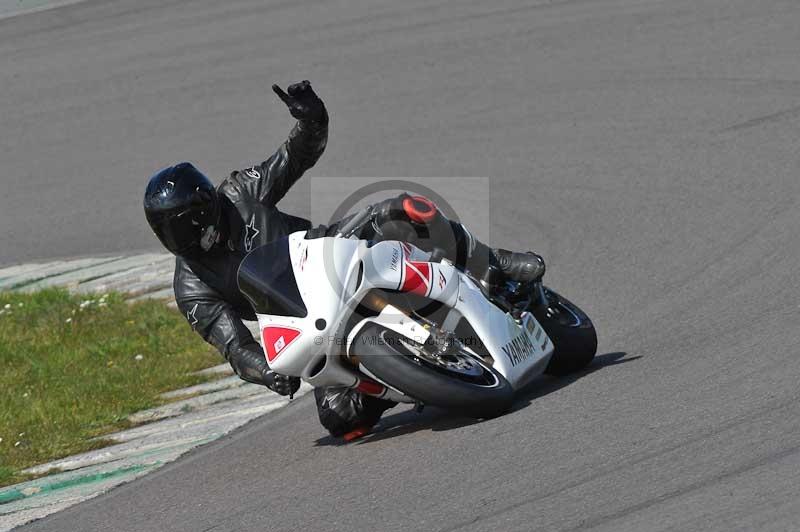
(151, 209), (204, 255)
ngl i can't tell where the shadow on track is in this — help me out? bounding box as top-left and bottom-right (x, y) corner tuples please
(509, 351), (639, 413)
(314, 352), (639, 446)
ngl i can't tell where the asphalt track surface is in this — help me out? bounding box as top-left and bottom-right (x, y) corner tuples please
(6, 0), (800, 530)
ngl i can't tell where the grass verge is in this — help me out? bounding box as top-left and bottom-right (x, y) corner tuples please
(0, 288), (220, 487)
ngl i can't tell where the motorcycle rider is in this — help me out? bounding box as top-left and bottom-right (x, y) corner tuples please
(143, 81), (545, 439)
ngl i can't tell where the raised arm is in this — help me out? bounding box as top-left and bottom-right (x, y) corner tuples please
(232, 81), (328, 207)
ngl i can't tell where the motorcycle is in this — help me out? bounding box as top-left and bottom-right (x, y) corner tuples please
(237, 216), (597, 419)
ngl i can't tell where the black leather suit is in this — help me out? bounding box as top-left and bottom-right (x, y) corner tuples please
(174, 115), (323, 381)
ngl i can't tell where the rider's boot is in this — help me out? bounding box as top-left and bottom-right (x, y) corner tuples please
(490, 249), (546, 283)
(460, 235), (546, 283)
(314, 387), (396, 441)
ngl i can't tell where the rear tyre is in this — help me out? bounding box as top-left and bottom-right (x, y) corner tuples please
(530, 287), (597, 376)
(353, 323), (514, 418)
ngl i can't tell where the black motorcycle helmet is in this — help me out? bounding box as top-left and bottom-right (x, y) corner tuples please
(143, 162), (220, 256)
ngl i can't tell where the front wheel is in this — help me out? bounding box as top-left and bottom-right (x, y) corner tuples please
(353, 323), (514, 419)
(529, 287), (598, 376)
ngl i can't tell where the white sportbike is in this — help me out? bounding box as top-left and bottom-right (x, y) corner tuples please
(237, 226), (597, 418)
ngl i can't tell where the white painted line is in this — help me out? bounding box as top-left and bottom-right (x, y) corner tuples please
(103, 385), (311, 444)
(128, 287), (175, 302)
(77, 258), (174, 294)
(192, 363), (235, 377)
(0, 257), (122, 289)
(127, 384), (268, 424)
(160, 375), (246, 399)
(0, 0), (92, 22)
(22, 254), (170, 291)
(22, 435), (216, 475)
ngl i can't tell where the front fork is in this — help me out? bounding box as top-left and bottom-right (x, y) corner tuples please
(341, 293), (430, 404)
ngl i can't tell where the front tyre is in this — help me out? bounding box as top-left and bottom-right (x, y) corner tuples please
(530, 287), (598, 376)
(353, 323), (514, 419)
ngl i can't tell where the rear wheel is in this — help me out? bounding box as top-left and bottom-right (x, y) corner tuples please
(530, 287), (597, 376)
(353, 323), (514, 418)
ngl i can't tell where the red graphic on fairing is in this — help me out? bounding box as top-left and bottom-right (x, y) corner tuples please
(261, 326), (302, 362)
(401, 261), (432, 296)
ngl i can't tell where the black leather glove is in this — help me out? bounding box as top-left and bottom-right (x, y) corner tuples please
(263, 369), (301, 397)
(271, 80), (328, 124)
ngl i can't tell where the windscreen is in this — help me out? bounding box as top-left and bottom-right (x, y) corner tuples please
(237, 238), (308, 318)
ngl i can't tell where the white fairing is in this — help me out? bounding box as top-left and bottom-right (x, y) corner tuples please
(453, 278), (553, 387)
(252, 231), (554, 401)
(255, 234), (363, 378)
